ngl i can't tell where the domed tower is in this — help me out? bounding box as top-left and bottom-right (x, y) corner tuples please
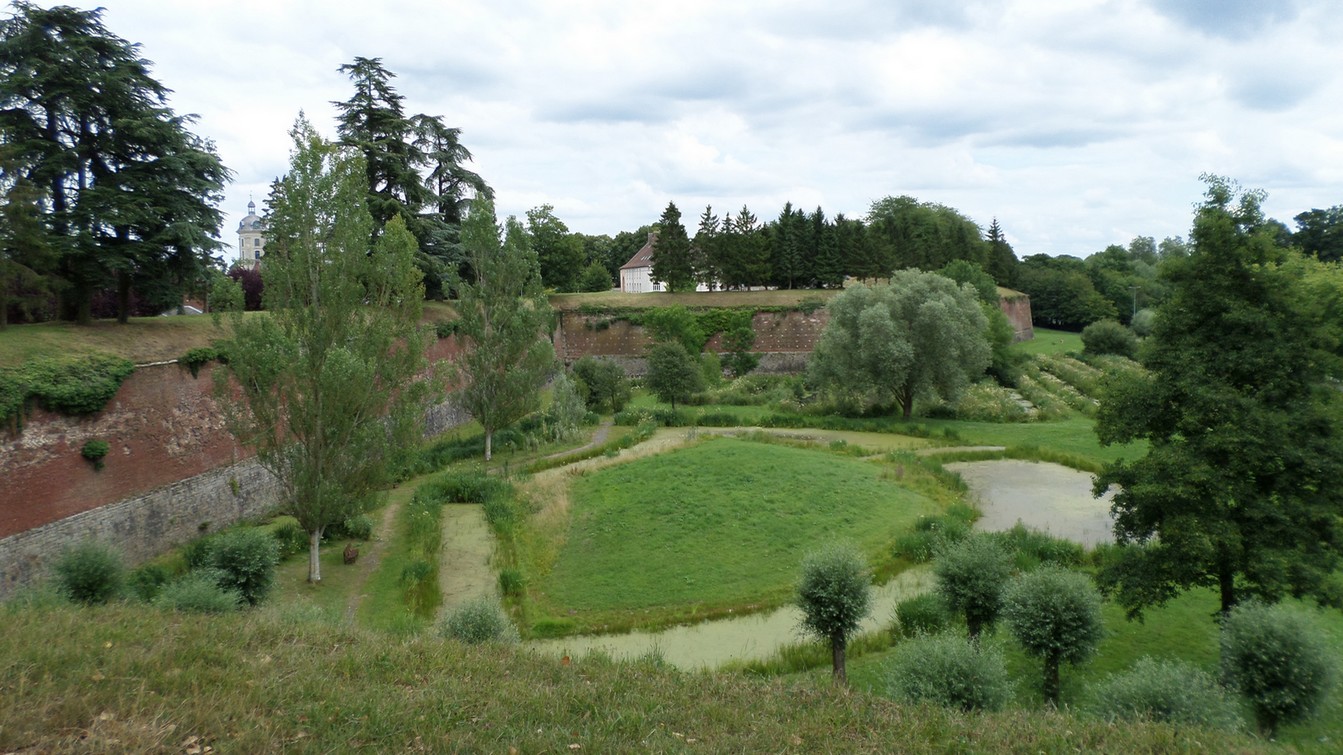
(236, 199), (266, 269)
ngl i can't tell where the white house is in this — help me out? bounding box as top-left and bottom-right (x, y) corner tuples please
(619, 232), (661, 293)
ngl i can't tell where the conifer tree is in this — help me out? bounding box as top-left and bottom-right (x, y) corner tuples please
(651, 201), (694, 292)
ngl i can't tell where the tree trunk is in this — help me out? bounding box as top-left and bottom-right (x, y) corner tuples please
(900, 390), (914, 420)
(116, 269), (131, 324)
(1043, 653), (1061, 706)
(967, 616), (982, 640)
(831, 638), (847, 685)
(308, 527), (323, 583)
(1218, 561), (1236, 618)
(484, 429), (493, 461)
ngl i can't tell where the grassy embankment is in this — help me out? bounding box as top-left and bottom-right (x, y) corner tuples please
(0, 600), (1264, 753)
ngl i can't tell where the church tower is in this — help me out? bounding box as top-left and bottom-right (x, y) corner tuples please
(236, 200), (266, 269)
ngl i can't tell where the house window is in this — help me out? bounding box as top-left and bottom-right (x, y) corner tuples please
(253, 238), (261, 247)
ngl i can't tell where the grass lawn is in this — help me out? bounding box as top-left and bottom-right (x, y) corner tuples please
(1016, 326), (1084, 356)
(918, 417), (1146, 466)
(528, 436), (941, 632)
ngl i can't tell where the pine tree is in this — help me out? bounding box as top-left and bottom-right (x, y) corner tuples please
(651, 201), (694, 292)
(692, 204), (720, 290)
(811, 207), (843, 288)
(986, 217), (1018, 286)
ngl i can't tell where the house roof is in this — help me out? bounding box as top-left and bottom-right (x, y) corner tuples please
(620, 233), (657, 270)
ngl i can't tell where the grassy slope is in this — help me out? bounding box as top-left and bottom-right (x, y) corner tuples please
(550, 288), (838, 311)
(1017, 326), (1085, 356)
(0, 302), (456, 366)
(530, 437), (939, 629)
(0, 602), (1264, 753)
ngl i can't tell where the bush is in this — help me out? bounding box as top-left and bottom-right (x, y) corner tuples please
(570, 356), (631, 414)
(52, 540), (124, 605)
(797, 542), (872, 683)
(579, 261), (613, 292)
(155, 569), (242, 613)
(1002, 565), (1104, 706)
(268, 517), (309, 559)
(887, 632), (1013, 711)
(441, 595), (520, 644)
(205, 528), (280, 606)
(934, 534), (1012, 638)
(893, 513), (972, 563)
(990, 524), (1085, 570)
(894, 593), (950, 637)
(1130, 307), (1156, 337)
(327, 513), (374, 542)
(1088, 657), (1242, 731)
(951, 382), (1029, 423)
(80, 439), (111, 470)
(128, 562), (174, 602)
(1081, 319), (1138, 359)
(1220, 601), (1338, 737)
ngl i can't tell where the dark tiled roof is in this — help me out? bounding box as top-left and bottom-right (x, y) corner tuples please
(620, 234), (657, 270)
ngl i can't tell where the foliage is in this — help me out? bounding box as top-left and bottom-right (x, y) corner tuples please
(1087, 657), (1242, 731)
(0, 170), (54, 329)
(948, 381), (1029, 423)
(203, 528), (280, 606)
(579, 260), (613, 292)
(0, 353), (135, 426)
(894, 593), (951, 637)
(525, 204), (586, 292)
(722, 322), (760, 378)
(0, 2), (230, 324)
(866, 196), (988, 274)
(639, 305), (706, 353)
(1002, 565), (1105, 705)
(699, 350), (723, 388)
(886, 632), (1013, 712)
(52, 540), (124, 605)
(215, 117), (431, 584)
(1080, 319), (1137, 359)
(227, 266), (265, 311)
(939, 259), (999, 304)
(327, 513), (374, 542)
(1220, 601), (1338, 737)
(892, 509), (974, 563)
(797, 542), (872, 683)
(452, 196), (556, 460)
(126, 562), (173, 603)
(809, 272), (990, 419)
(544, 372), (586, 442)
(1017, 255), (1118, 329)
(80, 439), (110, 470)
(645, 341), (704, 409)
(934, 534), (1012, 638)
(570, 356), (631, 413)
(441, 595), (521, 645)
(1129, 307), (1156, 337)
(1094, 176), (1343, 618)
(154, 569), (241, 614)
(178, 346), (219, 378)
(990, 524), (1085, 571)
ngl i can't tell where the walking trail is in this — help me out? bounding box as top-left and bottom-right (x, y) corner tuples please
(342, 498), (403, 623)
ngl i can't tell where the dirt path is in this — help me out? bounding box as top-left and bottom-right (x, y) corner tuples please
(538, 419), (614, 461)
(342, 499), (404, 623)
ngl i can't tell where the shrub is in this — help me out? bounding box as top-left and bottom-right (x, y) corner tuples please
(952, 382), (1029, 423)
(935, 534), (1012, 638)
(1, 354), (136, 426)
(887, 632), (1013, 711)
(441, 595), (521, 644)
(80, 439), (110, 470)
(1002, 565), (1104, 706)
(127, 562), (174, 602)
(205, 528), (280, 606)
(155, 569), (242, 613)
(700, 350), (724, 388)
(579, 261), (613, 292)
(1088, 657), (1242, 731)
(990, 524), (1085, 570)
(545, 372), (587, 442)
(268, 517), (309, 559)
(328, 513), (375, 542)
(52, 541), (125, 605)
(893, 513), (972, 563)
(1081, 319), (1138, 359)
(1220, 601), (1338, 737)
(796, 542), (872, 683)
(570, 356), (631, 414)
(1130, 307), (1156, 337)
(894, 593), (950, 637)
(178, 347), (219, 378)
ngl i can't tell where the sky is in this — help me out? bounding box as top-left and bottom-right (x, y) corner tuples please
(46, 0), (1343, 264)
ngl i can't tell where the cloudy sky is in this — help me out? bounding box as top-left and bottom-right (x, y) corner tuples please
(63, 0), (1343, 264)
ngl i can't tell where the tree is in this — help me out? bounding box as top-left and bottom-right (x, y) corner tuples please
(411, 113), (491, 297)
(797, 542), (872, 684)
(867, 195), (988, 272)
(809, 271), (990, 418)
(217, 117), (431, 584)
(332, 57), (426, 236)
(1293, 205), (1343, 263)
(651, 201), (694, 292)
(0, 169), (54, 328)
(985, 217), (1018, 286)
(1080, 319), (1137, 358)
(453, 197), (556, 460)
(1016, 254), (1118, 329)
(811, 207), (844, 288)
(692, 205), (721, 290)
(0, 3), (229, 324)
(1220, 601), (1338, 737)
(570, 356), (630, 414)
(1094, 176), (1343, 619)
(717, 206), (770, 289)
(644, 341), (703, 409)
(1002, 565), (1104, 706)
(934, 534), (1012, 639)
(526, 204), (584, 292)
(578, 260), (612, 292)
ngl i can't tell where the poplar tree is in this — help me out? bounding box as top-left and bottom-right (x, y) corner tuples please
(453, 197), (556, 460)
(217, 117), (431, 584)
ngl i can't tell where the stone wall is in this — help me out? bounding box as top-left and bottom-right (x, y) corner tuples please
(554, 308), (829, 368)
(0, 336), (465, 598)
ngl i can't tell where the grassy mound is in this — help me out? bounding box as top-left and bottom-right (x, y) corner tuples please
(528, 436), (939, 631)
(0, 602), (1263, 753)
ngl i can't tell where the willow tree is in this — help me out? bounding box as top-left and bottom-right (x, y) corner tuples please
(453, 197), (555, 460)
(217, 116), (431, 583)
